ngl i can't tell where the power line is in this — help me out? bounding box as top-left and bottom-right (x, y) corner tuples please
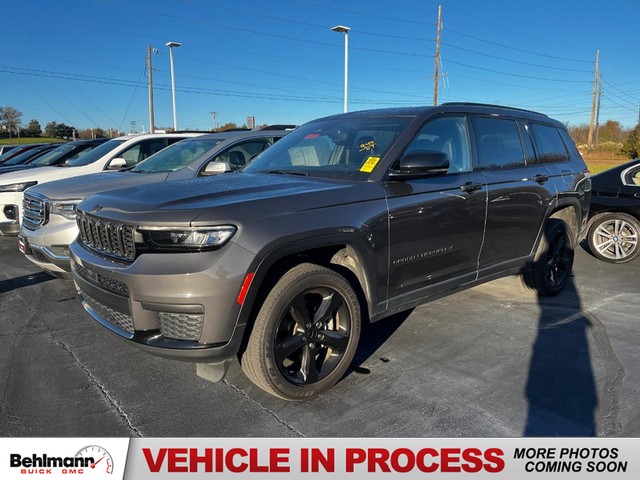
(445, 4), (592, 52)
(179, 0), (435, 42)
(444, 27), (592, 63)
(441, 42), (592, 73)
(289, 0), (438, 26)
(442, 58), (591, 83)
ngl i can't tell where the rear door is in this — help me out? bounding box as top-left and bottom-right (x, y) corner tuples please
(473, 116), (556, 271)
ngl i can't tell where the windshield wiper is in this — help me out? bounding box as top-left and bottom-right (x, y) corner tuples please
(266, 169), (309, 176)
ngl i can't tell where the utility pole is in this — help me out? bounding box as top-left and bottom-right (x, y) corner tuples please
(587, 49), (600, 149)
(594, 73), (603, 146)
(433, 4), (443, 106)
(210, 111), (217, 131)
(147, 45), (156, 134)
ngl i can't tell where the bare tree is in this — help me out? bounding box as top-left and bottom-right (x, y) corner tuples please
(0, 106), (23, 141)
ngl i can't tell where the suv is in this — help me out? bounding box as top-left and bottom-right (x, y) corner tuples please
(0, 133), (201, 236)
(20, 128), (291, 277)
(69, 104), (590, 400)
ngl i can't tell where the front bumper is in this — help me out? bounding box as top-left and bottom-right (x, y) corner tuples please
(0, 191), (23, 236)
(69, 240), (255, 363)
(20, 215), (78, 276)
(0, 221), (20, 236)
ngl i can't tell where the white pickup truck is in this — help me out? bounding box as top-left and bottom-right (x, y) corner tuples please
(0, 133), (201, 236)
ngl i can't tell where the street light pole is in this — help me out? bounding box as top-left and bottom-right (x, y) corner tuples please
(166, 41), (182, 131)
(331, 25), (350, 113)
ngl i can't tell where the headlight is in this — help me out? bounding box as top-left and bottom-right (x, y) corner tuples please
(51, 199), (82, 220)
(0, 181), (37, 192)
(139, 225), (237, 251)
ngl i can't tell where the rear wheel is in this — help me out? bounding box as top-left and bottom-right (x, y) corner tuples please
(587, 213), (640, 263)
(242, 263), (361, 400)
(522, 219), (574, 296)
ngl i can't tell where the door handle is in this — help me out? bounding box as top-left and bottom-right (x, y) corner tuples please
(460, 182), (482, 193)
(634, 193), (640, 199)
(533, 174), (549, 184)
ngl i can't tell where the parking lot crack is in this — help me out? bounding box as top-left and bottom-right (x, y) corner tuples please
(56, 339), (143, 437)
(222, 380), (305, 437)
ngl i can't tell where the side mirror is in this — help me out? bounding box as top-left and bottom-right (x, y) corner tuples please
(387, 150), (449, 179)
(106, 157), (127, 170)
(201, 161), (231, 176)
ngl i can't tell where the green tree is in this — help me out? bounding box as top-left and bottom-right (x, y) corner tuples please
(598, 120), (626, 143)
(620, 124), (640, 159)
(44, 121), (58, 138)
(54, 123), (75, 139)
(25, 119), (42, 136)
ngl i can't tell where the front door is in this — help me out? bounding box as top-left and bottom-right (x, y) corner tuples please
(385, 115), (487, 301)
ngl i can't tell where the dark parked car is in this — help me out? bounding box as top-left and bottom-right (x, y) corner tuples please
(70, 103), (590, 400)
(1, 138), (109, 175)
(0, 144), (54, 165)
(587, 159), (640, 263)
(0, 143), (60, 174)
(0, 145), (18, 156)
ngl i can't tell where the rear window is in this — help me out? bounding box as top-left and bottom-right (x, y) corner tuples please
(530, 124), (569, 164)
(475, 117), (526, 170)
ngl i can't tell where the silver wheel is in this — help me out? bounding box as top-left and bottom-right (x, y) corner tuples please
(588, 213), (640, 264)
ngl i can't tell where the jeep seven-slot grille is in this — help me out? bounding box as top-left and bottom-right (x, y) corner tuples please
(22, 193), (49, 231)
(76, 212), (136, 261)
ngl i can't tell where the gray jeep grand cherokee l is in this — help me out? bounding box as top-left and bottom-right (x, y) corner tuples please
(69, 104), (590, 400)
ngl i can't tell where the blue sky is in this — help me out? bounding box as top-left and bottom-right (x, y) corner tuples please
(2, 0), (639, 133)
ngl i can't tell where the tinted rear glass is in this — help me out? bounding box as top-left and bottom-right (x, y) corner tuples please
(530, 124), (569, 163)
(475, 117), (526, 170)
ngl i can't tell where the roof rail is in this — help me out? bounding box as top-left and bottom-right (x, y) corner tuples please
(440, 102), (549, 117)
(260, 124), (298, 131)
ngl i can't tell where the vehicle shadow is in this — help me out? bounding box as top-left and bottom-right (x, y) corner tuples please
(347, 309), (413, 376)
(524, 275), (598, 436)
(0, 271), (55, 294)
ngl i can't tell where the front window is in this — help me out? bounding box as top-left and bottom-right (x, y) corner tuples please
(243, 117), (412, 180)
(65, 139), (126, 167)
(132, 137), (224, 173)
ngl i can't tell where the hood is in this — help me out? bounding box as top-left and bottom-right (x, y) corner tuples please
(28, 171), (169, 201)
(0, 166), (80, 186)
(0, 164), (37, 175)
(78, 172), (380, 226)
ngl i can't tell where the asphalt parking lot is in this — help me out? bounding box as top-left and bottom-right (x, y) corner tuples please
(1, 235), (638, 437)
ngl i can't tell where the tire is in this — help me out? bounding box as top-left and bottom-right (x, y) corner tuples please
(242, 263), (361, 401)
(587, 212), (640, 264)
(522, 219), (575, 297)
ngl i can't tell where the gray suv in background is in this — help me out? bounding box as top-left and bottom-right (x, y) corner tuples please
(20, 128), (292, 276)
(69, 104), (590, 400)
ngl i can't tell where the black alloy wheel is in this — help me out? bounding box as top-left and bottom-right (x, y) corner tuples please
(242, 263), (361, 400)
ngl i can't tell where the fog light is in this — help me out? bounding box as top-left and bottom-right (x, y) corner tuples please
(4, 204), (17, 220)
(158, 312), (204, 341)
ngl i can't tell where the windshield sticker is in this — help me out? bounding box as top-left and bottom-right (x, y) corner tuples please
(360, 156), (380, 173)
(359, 140), (376, 152)
(304, 133), (320, 139)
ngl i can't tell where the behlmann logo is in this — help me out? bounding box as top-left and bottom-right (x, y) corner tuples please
(9, 445), (113, 476)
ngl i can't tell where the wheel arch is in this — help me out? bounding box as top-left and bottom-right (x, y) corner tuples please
(235, 234), (377, 354)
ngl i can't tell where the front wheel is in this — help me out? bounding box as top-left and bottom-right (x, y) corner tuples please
(522, 219), (575, 296)
(242, 263), (361, 400)
(587, 212), (640, 263)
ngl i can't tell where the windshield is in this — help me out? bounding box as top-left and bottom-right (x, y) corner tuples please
(131, 137), (225, 173)
(65, 139), (126, 167)
(0, 146), (31, 164)
(242, 116), (412, 180)
(29, 144), (75, 166)
(2, 145), (52, 166)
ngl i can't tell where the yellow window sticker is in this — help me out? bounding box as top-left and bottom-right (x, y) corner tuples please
(360, 156), (380, 173)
